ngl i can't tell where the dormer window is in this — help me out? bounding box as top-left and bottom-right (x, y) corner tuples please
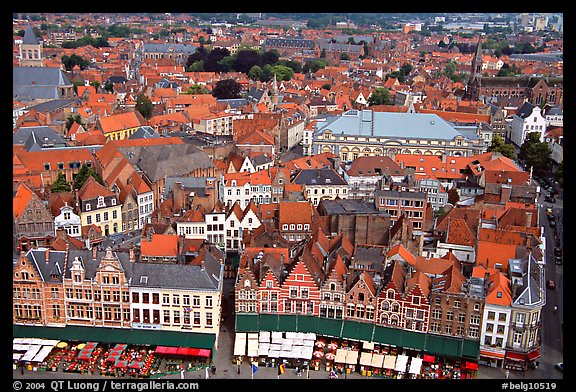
(282, 224), (288, 230)
(97, 196), (105, 208)
(85, 203), (91, 211)
(111, 198), (116, 206)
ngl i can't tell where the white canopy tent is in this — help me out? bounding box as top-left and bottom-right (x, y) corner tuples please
(371, 353), (385, 368)
(259, 331), (270, 343)
(258, 343), (270, 357)
(247, 335), (259, 358)
(32, 346), (54, 363)
(359, 352), (373, 367)
(383, 354), (397, 370)
(409, 357), (423, 375)
(395, 354), (409, 372)
(345, 350), (359, 365)
(233, 333), (247, 356)
(334, 349), (347, 364)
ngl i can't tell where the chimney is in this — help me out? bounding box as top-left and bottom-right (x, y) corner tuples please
(501, 185), (512, 204)
(525, 211), (532, 228)
(45, 248), (50, 263)
(173, 182), (183, 212)
(129, 245), (135, 263)
(92, 245), (97, 260)
(441, 153), (447, 164)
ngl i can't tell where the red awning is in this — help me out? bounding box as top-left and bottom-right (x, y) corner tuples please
(480, 349), (505, 359)
(465, 362), (478, 370)
(527, 349), (541, 361)
(197, 349), (211, 358)
(155, 346), (168, 354)
(423, 354), (435, 363)
(506, 351), (525, 361)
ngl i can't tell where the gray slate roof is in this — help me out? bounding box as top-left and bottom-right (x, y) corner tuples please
(118, 143), (215, 182)
(293, 168), (348, 186)
(22, 25), (40, 45)
(315, 110), (468, 141)
(143, 43), (197, 55)
(130, 254), (222, 291)
(13, 126), (68, 149)
(13, 67), (72, 101)
(318, 199), (380, 215)
(26, 99), (77, 113)
(163, 176), (215, 199)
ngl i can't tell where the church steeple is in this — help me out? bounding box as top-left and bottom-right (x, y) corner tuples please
(470, 38), (483, 82)
(19, 24), (45, 67)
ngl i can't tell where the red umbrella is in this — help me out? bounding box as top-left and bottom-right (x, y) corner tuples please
(328, 342), (338, 350)
(315, 341), (326, 348)
(325, 352), (335, 361)
(313, 351), (324, 358)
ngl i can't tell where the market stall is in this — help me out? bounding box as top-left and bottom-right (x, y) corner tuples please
(408, 357), (423, 379)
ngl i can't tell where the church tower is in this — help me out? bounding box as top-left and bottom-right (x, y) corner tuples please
(465, 39), (483, 99)
(19, 24), (45, 67)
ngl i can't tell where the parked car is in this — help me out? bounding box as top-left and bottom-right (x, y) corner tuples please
(554, 247), (562, 257)
(546, 280), (556, 289)
(549, 220), (556, 228)
(555, 256), (563, 265)
(546, 208), (554, 216)
(545, 195), (556, 203)
(555, 362), (563, 372)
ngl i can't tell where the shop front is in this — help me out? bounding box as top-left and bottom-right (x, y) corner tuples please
(479, 348), (506, 368)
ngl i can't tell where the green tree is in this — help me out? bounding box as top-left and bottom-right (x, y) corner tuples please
(73, 163), (101, 190)
(89, 81), (101, 91)
(66, 113), (83, 132)
(61, 54), (90, 71)
(183, 84), (210, 95)
(248, 65), (264, 81)
(51, 172), (71, 193)
(340, 53), (350, 61)
(211, 79), (242, 99)
(104, 82), (114, 93)
(448, 187), (460, 206)
(303, 59), (326, 74)
(272, 65), (294, 81)
(487, 134), (516, 160)
(135, 94), (153, 119)
(367, 87), (392, 106)
(188, 60), (204, 72)
(518, 132), (552, 175)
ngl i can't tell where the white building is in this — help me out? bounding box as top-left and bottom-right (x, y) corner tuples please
(54, 202), (82, 238)
(507, 102), (546, 147)
(219, 170), (272, 209)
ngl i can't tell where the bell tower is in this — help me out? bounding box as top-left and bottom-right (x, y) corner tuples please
(19, 24), (45, 67)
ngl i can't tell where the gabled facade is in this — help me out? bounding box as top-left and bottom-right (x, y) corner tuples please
(77, 176), (123, 237)
(13, 182), (55, 251)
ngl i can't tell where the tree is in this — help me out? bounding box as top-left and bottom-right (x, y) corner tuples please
(135, 93), (153, 119)
(89, 81), (101, 91)
(66, 113), (83, 132)
(73, 163), (101, 190)
(234, 49), (262, 73)
(211, 79), (242, 99)
(487, 134), (516, 160)
(367, 87), (392, 106)
(448, 187), (460, 206)
(183, 84), (210, 95)
(188, 60), (204, 72)
(303, 59), (326, 74)
(248, 65), (264, 81)
(51, 172), (71, 193)
(61, 54), (90, 71)
(272, 65), (294, 81)
(518, 132), (552, 175)
(104, 82), (114, 93)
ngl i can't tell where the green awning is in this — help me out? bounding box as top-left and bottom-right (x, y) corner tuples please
(424, 334), (445, 355)
(296, 315), (318, 333)
(400, 330), (427, 350)
(372, 325), (402, 347)
(462, 339), (480, 359)
(341, 320), (360, 340)
(316, 317), (343, 338)
(279, 315), (297, 332)
(235, 313), (259, 332)
(443, 337), (462, 358)
(259, 314), (280, 331)
(357, 322), (375, 342)
(13, 325), (215, 349)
